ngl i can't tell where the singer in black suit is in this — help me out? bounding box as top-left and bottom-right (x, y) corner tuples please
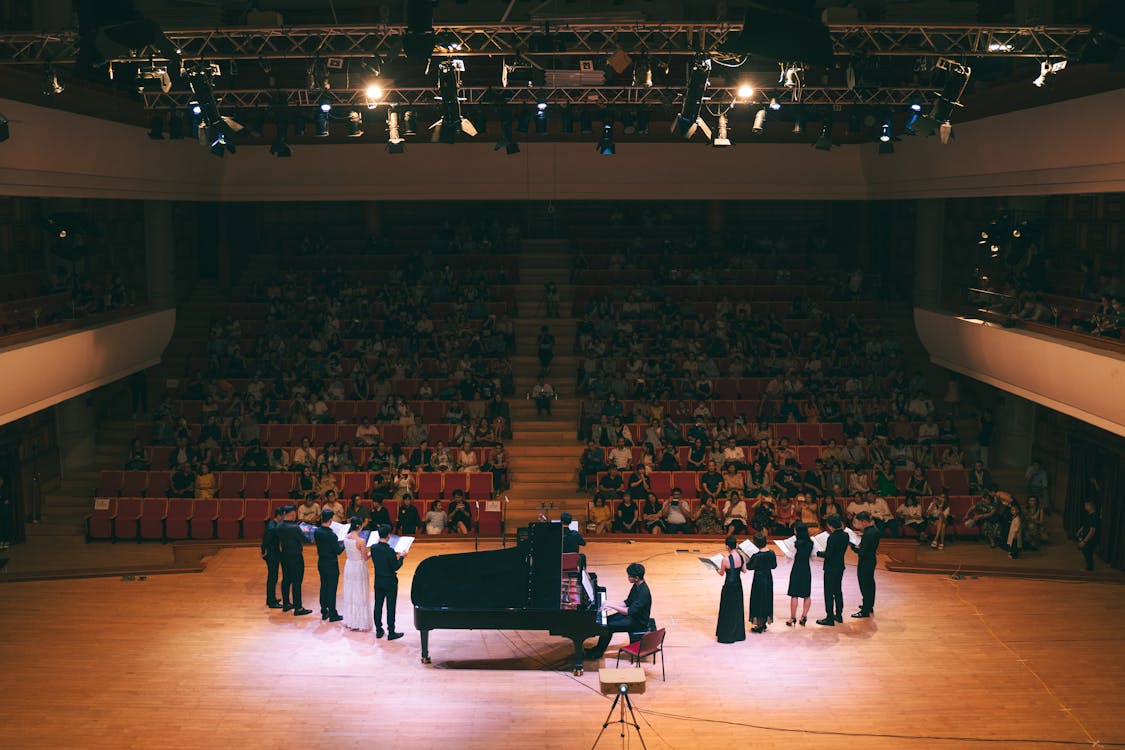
(261, 506), (284, 608)
(851, 511), (881, 618)
(314, 509), (344, 622)
(816, 515), (849, 626)
(276, 506), (313, 617)
(371, 523), (406, 640)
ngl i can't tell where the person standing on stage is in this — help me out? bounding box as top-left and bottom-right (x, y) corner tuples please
(261, 506), (284, 609)
(314, 509), (344, 622)
(585, 562), (652, 659)
(276, 506), (313, 617)
(816, 515), (848, 626)
(1077, 499), (1100, 571)
(714, 536), (746, 643)
(341, 516), (374, 631)
(371, 523), (406, 640)
(851, 511), (880, 618)
(747, 533), (776, 633)
(786, 522), (814, 627)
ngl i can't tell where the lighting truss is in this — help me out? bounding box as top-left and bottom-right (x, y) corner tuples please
(141, 85), (937, 111)
(0, 23), (1092, 65)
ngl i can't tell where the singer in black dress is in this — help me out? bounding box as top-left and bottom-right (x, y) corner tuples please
(786, 522), (814, 626)
(714, 536), (746, 643)
(747, 533), (776, 633)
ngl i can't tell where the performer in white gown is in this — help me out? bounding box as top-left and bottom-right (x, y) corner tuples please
(341, 517), (375, 631)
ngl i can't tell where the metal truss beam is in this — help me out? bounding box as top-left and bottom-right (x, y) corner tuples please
(141, 85), (934, 111)
(0, 23), (1092, 65)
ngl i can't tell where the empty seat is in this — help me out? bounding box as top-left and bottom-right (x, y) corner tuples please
(417, 472), (442, 499)
(649, 472), (672, 497)
(147, 470), (173, 498)
(121, 471), (149, 498)
(114, 498), (144, 541)
(97, 471), (123, 498)
(443, 472), (469, 497)
(671, 472), (699, 498)
(468, 472), (494, 499)
(798, 424), (822, 445)
(164, 499), (193, 540)
(340, 472), (370, 497)
(267, 472), (294, 498)
(243, 499), (272, 540)
(243, 471), (270, 498)
(218, 471), (245, 498)
(190, 499), (218, 539)
(138, 498), (168, 540)
(87, 497), (117, 540)
(943, 469), (970, 495)
(216, 499), (245, 539)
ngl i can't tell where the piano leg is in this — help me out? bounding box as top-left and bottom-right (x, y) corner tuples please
(570, 637), (584, 676)
(420, 629), (431, 665)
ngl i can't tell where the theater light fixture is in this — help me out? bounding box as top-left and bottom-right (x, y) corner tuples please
(736, 83), (755, 100)
(597, 121), (616, 155)
(270, 114), (292, 158)
(43, 63), (64, 95)
(346, 109), (364, 138)
(494, 104), (518, 155)
(712, 112), (732, 147)
(814, 113), (834, 151)
(432, 59), (477, 144)
(386, 108), (405, 154)
(365, 82), (385, 108)
(187, 66), (240, 157)
(914, 58), (971, 144)
(752, 107), (767, 135)
(632, 53), (653, 88)
(1033, 58), (1067, 88)
(671, 56), (712, 141)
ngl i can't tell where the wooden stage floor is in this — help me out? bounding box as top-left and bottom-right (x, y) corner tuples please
(3, 539), (1125, 750)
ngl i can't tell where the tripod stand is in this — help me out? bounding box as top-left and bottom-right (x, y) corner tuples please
(591, 685), (648, 750)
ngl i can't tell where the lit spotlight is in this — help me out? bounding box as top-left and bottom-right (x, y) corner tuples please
(1033, 58), (1067, 88)
(319, 99), (332, 113)
(737, 83), (755, 100)
(365, 83), (384, 108)
(43, 63), (64, 95)
(633, 53), (653, 88)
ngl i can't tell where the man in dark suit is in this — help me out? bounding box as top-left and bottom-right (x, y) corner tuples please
(371, 523), (406, 640)
(276, 506), (313, 616)
(261, 506), (284, 608)
(560, 511), (587, 570)
(585, 562), (652, 659)
(313, 509), (344, 622)
(851, 510), (881, 618)
(816, 514), (848, 626)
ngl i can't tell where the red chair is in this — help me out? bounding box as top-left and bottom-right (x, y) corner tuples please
(943, 469), (970, 495)
(87, 497), (117, 540)
(262, 424), (291, 445)
(312, 424), (338, 444)
(114, 498), (144, 541)
(121, 471), (149, 498)
(796, 446), (821, 468)
(340, 472), (370, 497)
(615, 627), (667, 681)
(267, 472), (294, 498)
(477, 501), (502, 535)
(468, 472), (494, 499)
(820, 423), (845, 444)
(147, 470), (173, 498)
(417, 472), (443, 499)
(97, 471), (124, 498)
(190, 499), (218, 539)
(382, 424), (405, 444)
(443, 472), (469, 497)
(775, 424), (800, 443)
(218, 471), (245, 498)
(156, 497), (189, 539)
(798, 424), (822, 445)
(216, 499), (245, 539)
(138, 498), (168, 540)
(671, 472), (699, 498)
(243, 471), (270, 498)
(649, 471), (672, 497)
(243, 499), (272, 540)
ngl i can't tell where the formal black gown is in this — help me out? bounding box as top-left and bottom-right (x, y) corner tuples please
(716, 553), (746, 643)
(747, 549), (777, 624)
(786, 538), (813, 598)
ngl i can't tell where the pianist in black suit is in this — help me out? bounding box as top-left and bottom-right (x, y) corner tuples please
(314, 509), (345, 622)
(276, 506), (313, 617)
(584, 562), (652, 659)
(560, 512), (587, 570)
(371, 523), (407, 641)
(851, 511), (880, 618)
(261, 506), (284, 609)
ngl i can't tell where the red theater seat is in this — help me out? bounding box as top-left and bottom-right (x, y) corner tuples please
(243, 499), (272, 539)
(218, 471), (245, 498)
(121, 471), (149, 498)
(164, 500), (193, 540)
(87, 498), (117, 540)
(216, 499), (245, 539)
(267, 472), (294, 498)
(243, 471), (269, 498)
(98, 471), (124, 498)
(138, 498), (168, 540)
(114, 498), (143, 541)
(190, 499), (218, 539)
(443, 472), (469, 497)
(468, 472), (494, 499)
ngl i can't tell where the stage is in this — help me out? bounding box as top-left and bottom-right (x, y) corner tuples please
(2, 539), (1124, 749)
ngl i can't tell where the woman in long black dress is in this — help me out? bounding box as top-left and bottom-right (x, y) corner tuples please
(785, 522), (813, 626)
(714, 536), (746, 643)
(747, 533), (776, 633)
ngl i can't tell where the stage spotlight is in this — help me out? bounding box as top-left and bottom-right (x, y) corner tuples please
(737, 83), (755, 100)
(792, 107), (806, 135)
(560, 106), (574, 134)
(187, 65), (240, 157)
(752, 107), (767, 135)
(168, 107), (184, 139)
(386, 108), (405, 153)
(365, 82), (385, 108)
(712, 113), (732, 147)
(494, 105), (519, 155)
(579, 109), (592, 135)
(632, 53), (653, 87)
(597, 122), (615, 155)
(535, 106), (548, 135)
(814, 114), (834, 151)
(315, 111), (330, 137)
(147, 113), (165, 140)
(319, 99), (332, 114)
(432, 59), (477, 144)
(43, 63), (64, 96)
(536, 97), (548, 113)
(346, 109), (364, 138)
(671, 56), (712, 141)
(191, 102), (202, 116)
(402, 110), (417, 136)
(1033, 58), (1067, 88)
(914, 58), (971, 143)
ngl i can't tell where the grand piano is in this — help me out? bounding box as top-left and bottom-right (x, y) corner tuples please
(412, 522), (606, 674)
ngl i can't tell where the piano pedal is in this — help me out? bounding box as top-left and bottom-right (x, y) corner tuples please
(421, 656), (431, 665)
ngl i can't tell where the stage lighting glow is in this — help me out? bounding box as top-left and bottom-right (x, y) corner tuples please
(319, 101), (332, 113)
(737, 83), (754, 100)
(191, 102), (202, 115)
(365, 83), (384, 103)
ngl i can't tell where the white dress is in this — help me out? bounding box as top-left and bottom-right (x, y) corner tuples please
(341, 536), (374, 631)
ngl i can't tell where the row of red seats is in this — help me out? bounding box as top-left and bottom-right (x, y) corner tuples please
(586, 495), (983, 537)
(174, 400), (486, 428)
(99, 470), (495, 500)
(584, 420), (934, 445)
(149, 423), (499, 449)
(147, 444), (495, 471)
(592, 467), (972, 496)
(591, 444), (960, 473)
(87, 496), (504, 542)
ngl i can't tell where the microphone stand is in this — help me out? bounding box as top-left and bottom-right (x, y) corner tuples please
(501, 495), (509, 548)
(473, 500), (480, 552)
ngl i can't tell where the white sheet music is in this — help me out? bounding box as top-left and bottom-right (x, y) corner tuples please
(773, 536), (797, 558)
(699, 553), (725, 570)
(329, 521), (350, 543)
(846, 527), (863, 546)
(812, 531), (829, 553)
(366, 530), (413, 554)
(738, 539), (757, 557)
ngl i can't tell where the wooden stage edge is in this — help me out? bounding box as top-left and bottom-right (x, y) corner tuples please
(4, 535), (1120, 585)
